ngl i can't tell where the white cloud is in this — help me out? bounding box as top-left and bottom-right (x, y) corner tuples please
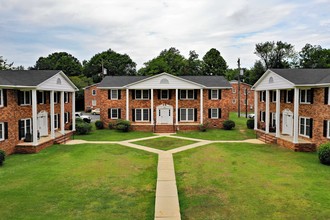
(0, 0), (329, 69)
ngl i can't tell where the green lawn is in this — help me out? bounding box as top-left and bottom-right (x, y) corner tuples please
(133, 137), (197, 151)
(75, 127), (154, 141)
(0, 144), (157, 219)
(175, 112), (255, 140)
(174, 143), (330, 219)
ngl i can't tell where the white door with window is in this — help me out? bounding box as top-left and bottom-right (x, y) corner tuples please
(282, 109), (293, 136)
(37, 111), (48, 137)
(156, 105), (173, 124)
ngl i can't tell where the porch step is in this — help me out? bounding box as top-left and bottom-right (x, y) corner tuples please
(257, 134), (277, 144)
(154, 125), (176, 133)
(55, 135), (71, 144)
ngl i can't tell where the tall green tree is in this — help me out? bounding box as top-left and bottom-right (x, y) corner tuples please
(184, 50), (203, 75)
(34, 52), (82, 76)
(254, 41), (295, 69)
(244, 60), (266, 85)
(0, 56), (13, 70)
(202, 48), (227, 76)
(138, 47), (187, 75)
(83, 49), (136, 82)
(299, 44), (330, 68)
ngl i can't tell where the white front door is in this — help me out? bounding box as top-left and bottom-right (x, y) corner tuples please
(282, 110), (293, 136)
(157, 105), (173, 124)
(37, 111), (48, 137)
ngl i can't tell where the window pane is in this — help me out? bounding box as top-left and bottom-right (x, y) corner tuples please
(143, 90), (149, 99)
(136, 109), (142, 121)
(135, 90), (142, 99)
(25, 91), (30, 104)
(188, 90), (194, 99)
(26, 119), (31, 133)
(211, 90), (218, 99)
(161, 90), (168, 99)
(112, 109), (118, 118)
(0, 123), (3, 139)
(180, 109), (186, 121)
(300, 90), (306, 102)
(180, 90), (186, 99)
(187, 109), (194, 121)
(307, 90), (312, 102)
(143, 109), (149, 121)
(111, 90), (118, 99)
(211, 109), (218, 118)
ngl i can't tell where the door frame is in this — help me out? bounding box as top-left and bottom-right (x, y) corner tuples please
(156, 104), (173, 125)
(282, 109), (293, 136)
(37, 110), (48, 137)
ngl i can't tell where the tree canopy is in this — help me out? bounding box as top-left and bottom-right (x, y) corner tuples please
(202, 48), (227, 76)
(0, 56), (13, 70)
(299, 44), (330, 68)
(83, 49), (136, 82)
(33, 52), (82, 76)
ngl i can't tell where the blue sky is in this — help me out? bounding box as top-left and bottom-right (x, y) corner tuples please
(1, 0), (330, 69)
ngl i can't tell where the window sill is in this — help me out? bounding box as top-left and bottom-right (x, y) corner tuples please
(299, 134), (311, 138)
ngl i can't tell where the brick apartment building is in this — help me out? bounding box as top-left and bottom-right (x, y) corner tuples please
(0, 70), (78, 155)
(97, 73), (232, 133)
(229, 80), (254, 113)
(253, 69), (330, 152)
(84, 84), (99, 112)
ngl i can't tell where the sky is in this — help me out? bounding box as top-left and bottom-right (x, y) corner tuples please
(1, 0), (330, 70)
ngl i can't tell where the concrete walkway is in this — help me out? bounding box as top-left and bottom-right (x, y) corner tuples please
(65, 134), (264, 220)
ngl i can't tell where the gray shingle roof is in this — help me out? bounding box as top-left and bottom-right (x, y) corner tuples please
(271, 69), (330, 85)
(98, 74), (231, 88)
(0, 70), (60, 87)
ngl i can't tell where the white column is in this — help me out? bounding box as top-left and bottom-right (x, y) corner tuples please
(72, 92), (76, 131)
(265, 90), (270, 134)
(50, 91), (55, 139)
(151, 89), (154, 125)
(254, 90), (258, 130)
(60, 91), (65, 135)
(126, 89), (129, 121)
(293, 88), (299, 143)
(175, 89), (178, 125)
(32, 89), (38, 146)
(200, 89), (203, 124)
(275, 89), (281, 137)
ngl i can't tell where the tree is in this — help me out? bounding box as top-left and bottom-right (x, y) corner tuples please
(299, 44), (330, 68)
(0, 56), (13, 70)
(254, 41), (295, 69)
(244, 60), (266, 85)
(33, 52), (82, 76)
(138, 47), (187, 75)
(183, 50), (203, 75)
(83, 49), (136, 82)
(202, 48), (227, 76)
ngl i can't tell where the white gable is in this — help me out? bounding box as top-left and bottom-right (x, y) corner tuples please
(37, 72), (77, 92)
(127, 73), (203, 89)
(253, 70), (294, 91)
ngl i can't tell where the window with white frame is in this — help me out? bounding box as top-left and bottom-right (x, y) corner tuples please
(161, 90), (169, 99)
(180, 108), (194, 122)
(271, 112), (276, 127)
(232, 88), (236, 93)
(286, 90), (293, 103)
(54, 92), (59, 104)
(64, 112), (70, 124)
(37, 91), (45, 104)
(21, 91), (31, 105)
(0, 122), (4, 141)
(327, 120), (330, 138)
(271, 90), (276, 102)
(260, 91), (266, 102)
(64, 92), (69, 103)
(180, 90), (194, 100)
(299, 117), (311, 137)
(327, 87), (330, 105)
(92, 100), (96, 106)
(135, 90), (149, 100)
(211, 109), (219, 119)
(54, 114), (59, 129)
(0, 89), (3, 107)
(300, 89), (312, 104)
(260, 111), (266, 122)
(135, 109), (149, 122)
(92, 89), (96, 96)
(110, 108), (119, 119)
(19, 118), (31, 138)
(211, 89), (218, 99)
(111, 89), (118, 99)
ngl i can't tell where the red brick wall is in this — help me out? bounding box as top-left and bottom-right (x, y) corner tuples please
(84, 85), (99, 112)
(99, 88), (231, 130)
(0, 89), (73, 155)
(257, 88), (330, 147)
(229, 82), (254, 112)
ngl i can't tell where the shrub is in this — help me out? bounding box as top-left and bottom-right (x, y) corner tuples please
(0, 150), (5, 166)
(76, 121), (92, 135)
(318, 143), (330, 165)
(247, 119), (254, 129)
(199, 123), (209, 132)
(76, 118), (84, 124)
(108, 122), (115, 130)
(116, 119), (131, 132)
(95, 120), (104, 129)
(223, 120), (235, 130)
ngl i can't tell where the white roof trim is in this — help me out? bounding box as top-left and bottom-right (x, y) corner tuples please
(252, 69), (295, 90)
(37, 71), (79, 91)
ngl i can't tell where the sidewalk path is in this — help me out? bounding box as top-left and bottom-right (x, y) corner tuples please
(65, 134), (264, 220)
